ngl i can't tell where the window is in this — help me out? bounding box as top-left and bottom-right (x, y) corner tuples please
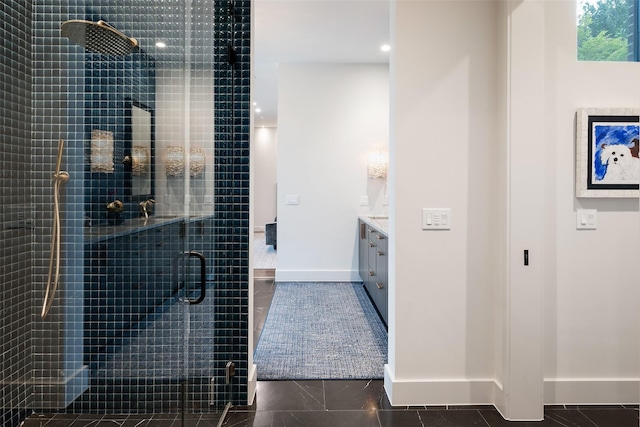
(577, 0), (638, 61)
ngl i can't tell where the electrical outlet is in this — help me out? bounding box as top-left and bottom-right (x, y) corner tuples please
(360, 196), (369, 206)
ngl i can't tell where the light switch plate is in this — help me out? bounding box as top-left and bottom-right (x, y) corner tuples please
(576, 208), (597, 230)
(422, 208), (451, 230)
(285, 194), (299, 205)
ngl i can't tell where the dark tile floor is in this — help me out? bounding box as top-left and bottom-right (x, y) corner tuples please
(223, 380), (639, 427)
(22, 380), (640, 426)
(20, 276), (640, 426)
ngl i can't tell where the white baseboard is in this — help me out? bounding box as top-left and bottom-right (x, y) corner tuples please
(383, 368), (640, 412)
(383, 364), (497, 407)
(275, 270), (362, 282)
(493, 380), (507, 419)
(544, 378), (639, 405)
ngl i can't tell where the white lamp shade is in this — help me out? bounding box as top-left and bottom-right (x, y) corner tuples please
(90, 129), (114, 173)
(132, 145), (149, 176)
(190, 147), (206, 178)
(367, 149), (388, 179)
(165, 146), (185, 177)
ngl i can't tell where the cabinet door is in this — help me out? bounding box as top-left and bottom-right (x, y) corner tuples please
(375, 237), (388, 325)
(367, 233), (378, 299)
(358, 220), (368, 282)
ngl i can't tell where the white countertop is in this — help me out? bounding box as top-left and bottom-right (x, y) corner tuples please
(358, 215), (389, 236)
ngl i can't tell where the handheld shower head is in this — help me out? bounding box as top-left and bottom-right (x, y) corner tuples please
(61, 20), (138, 56)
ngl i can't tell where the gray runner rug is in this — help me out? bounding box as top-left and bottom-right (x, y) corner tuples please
(253, 282), (387, 380)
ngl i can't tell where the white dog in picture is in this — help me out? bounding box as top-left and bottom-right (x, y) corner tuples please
(599, 143), (640, 183)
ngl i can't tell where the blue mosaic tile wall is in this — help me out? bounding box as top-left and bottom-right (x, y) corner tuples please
(30, 0), (89, 413)
(1, 1), (251, 425)
(212, 0), (252, 405)
(82, 39), (157, 225)
(0, 2), (33, 426)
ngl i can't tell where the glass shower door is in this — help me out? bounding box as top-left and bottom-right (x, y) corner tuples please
(33, 0), (229, 424)
(77, 1), (228, 421)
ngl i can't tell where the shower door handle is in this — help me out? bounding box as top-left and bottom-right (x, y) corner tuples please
(172, 251), (206, 305)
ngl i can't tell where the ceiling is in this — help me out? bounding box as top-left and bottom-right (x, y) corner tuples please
(253, 0), (391, 127)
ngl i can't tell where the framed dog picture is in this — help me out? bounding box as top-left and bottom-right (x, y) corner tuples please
(576, 108), (640, 198)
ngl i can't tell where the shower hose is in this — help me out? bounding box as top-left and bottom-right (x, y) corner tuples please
(42, 139), (69, 318)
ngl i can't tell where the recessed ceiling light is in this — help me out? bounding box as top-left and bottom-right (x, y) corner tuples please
(380, 44), (391, 52)
(255, 108), (261, 113)
(156, 41), (167, 48)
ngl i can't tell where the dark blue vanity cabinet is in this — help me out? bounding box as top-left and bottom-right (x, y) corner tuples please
(83, 216), (213, 364)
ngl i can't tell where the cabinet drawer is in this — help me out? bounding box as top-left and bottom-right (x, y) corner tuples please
(376, 233), (387, 253)
(367, 240), (378, 270)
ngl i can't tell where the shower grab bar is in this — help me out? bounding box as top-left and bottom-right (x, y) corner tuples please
(172, 251), (206, 305)
(42, 139), (70, 318)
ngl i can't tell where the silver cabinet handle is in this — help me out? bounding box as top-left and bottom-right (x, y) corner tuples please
(376, 251), (384, 256)
(369, 271), (375, 276)
(376, 282), (384, 289)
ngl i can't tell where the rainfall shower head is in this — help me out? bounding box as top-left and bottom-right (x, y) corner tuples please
(61, 20), (138, 56)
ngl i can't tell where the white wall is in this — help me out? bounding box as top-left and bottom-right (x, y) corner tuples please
(543, 1), (639, 404)
(253, 127), (278, 231)
(265, 0), (640, 414)
(386, 0), (640, 416)
(277, 63), (389, 282)
(386, 0), (501, 407)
